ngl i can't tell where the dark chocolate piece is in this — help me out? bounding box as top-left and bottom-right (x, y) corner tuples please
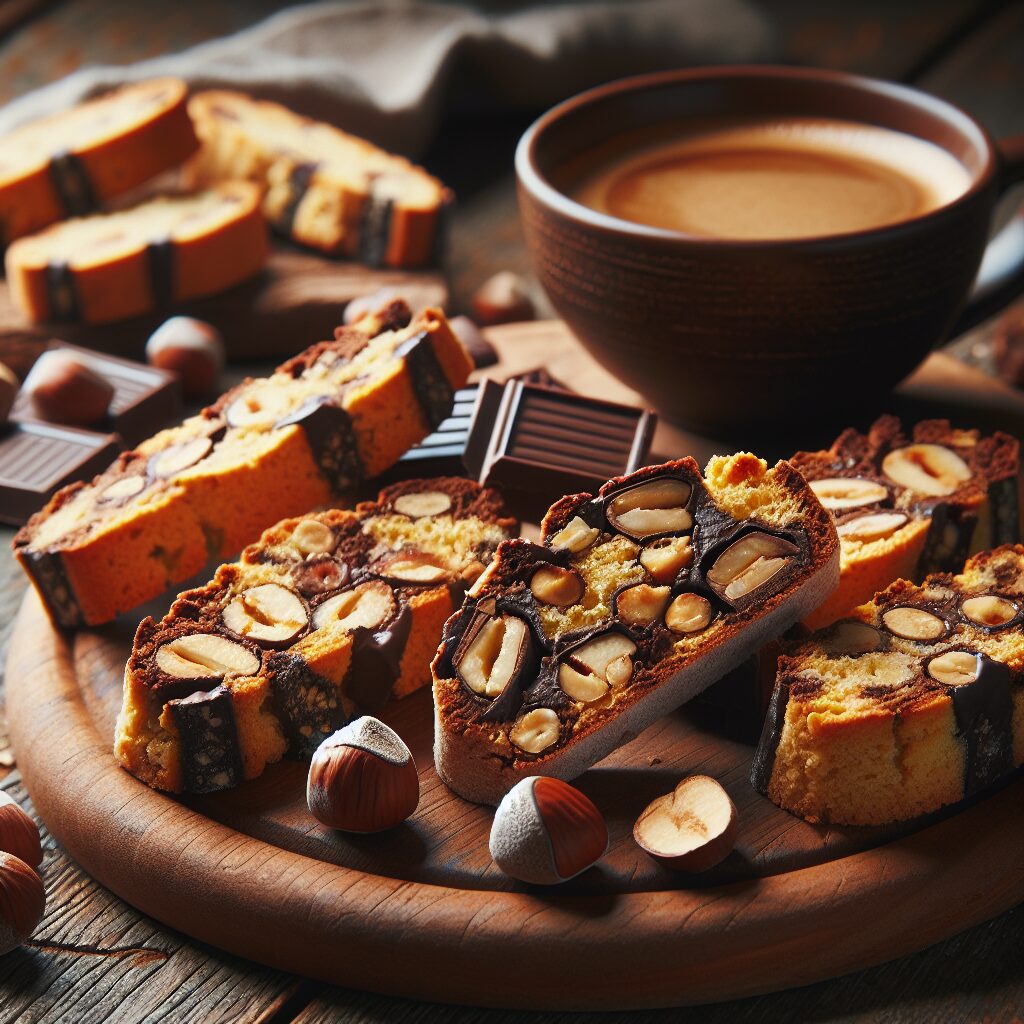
(358, 179), (394, 268)
(278, 161), (319, 234)
(750, 679), (792, 794)
(45, 262), (80, 321)
(267, 650), (348, 758)
(275, 398), (363, 491)
(48, 150), (97, 217)
(342, 603), (413, 715)
(395, 329), (455, 429)
(146, 237), (175, 310)
(11, 342), (181, 448)
(0, 421), (120, 527)
(166, 685), (244, 793)
(989, 477), (1020, 547)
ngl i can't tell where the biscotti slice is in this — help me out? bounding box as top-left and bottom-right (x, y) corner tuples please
(6, 183), (268, 324)
(114, 479), (516, 793)
(14, 302), (474, 628)
(0, 78), (198, 246)
(432, 454), (840, 805)
(753, 545), (1024, 825)
(792, 416), (1019, 630)
(186, 90), (450, 268)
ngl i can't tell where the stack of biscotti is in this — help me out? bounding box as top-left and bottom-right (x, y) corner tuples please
(792, 416), (1018, 629)
(186, 91), (451, 268)
(115, 478), (516, 793)
(0, 78), (198, 246)
(753, 545), (1024, 825)
(13, 301), (473, 628)
(432, 453), (840, 805)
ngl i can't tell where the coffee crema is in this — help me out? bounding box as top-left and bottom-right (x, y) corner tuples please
(573, 117), (971, 240)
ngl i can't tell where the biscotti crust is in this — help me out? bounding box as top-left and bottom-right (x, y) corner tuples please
(432, 453), (840, 805)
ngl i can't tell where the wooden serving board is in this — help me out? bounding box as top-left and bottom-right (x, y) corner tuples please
(7, 322), (1024, 1010)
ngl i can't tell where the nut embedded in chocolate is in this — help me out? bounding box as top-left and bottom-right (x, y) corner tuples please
(455, 610), (532, 699)
(809, 477), (888, 511)
(961, 594), (1018, 628)
(926, 650), (980, 686)
(640, 535), (693, 584)
(312, 581), (395, 633)
(605, 477), (692, 540)
(530, 565), (584, 607)
(882, 443), (971, 496)
(509, 707), (560, 754)
(615, 583), (671, 626)
(881, 606), (946, 641)
(222, 583), (308, 646)
(706, 531), (799, 605)
(155, 633), (260, 679)
(665, 593), (713, 634)
(558, 631), (636, 702)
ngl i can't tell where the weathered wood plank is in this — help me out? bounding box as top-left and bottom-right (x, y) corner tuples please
(0, 774), (301, 1024)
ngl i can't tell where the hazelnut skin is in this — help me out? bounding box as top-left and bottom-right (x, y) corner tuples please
(307, 717), (419, 833)
(0, 851), (45, 955)
(145, 317), (225, 398)
(0, 362), (18, 425)
(23, 350), (113, 426)
(0, 793), (42, 868)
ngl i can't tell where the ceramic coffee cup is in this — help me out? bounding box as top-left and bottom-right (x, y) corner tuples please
(516, 66), (1024, 434)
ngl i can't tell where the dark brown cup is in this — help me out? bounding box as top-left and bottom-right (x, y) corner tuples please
(516, 66), (1024, 434)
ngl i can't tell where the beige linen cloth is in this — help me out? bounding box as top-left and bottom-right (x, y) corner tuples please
(0, 0), (774, 155)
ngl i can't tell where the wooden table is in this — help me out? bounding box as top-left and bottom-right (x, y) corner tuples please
(1, 1), (1023, 1021)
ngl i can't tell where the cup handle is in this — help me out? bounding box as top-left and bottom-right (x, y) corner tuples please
(948, 135), (1024, 336)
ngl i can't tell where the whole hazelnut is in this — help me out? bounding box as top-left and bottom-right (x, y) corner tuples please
(0, 362), (18, 425)
(23, 350), (113, 426)
(0, 793), (42, 868)
(306, 717), (419, 833)
(145, 317), (225, 398)
(471, 271), (535, 327)
(0, 851), (45, 955)
(489, 776), (608, 885)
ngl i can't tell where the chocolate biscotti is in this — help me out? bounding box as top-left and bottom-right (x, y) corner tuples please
(0, 78), (198, 247)
(432, 453), (840, 805)
(115, 479), (515, 793)
(753, 545), (1024, 825)
(6, 183), (268, 324)
(186, 91), (450, 268)
(792, 416), (1018, 629)
(14, 302), (473, 628)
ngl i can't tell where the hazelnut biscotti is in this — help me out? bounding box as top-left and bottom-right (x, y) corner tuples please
(793, 416), (1018, 629)
(432, 453), (840, 805)
(0, 78), (198, 246)
(14, 302), (473, 628)
(186, 91), (451, 268)
(115, 479), (515, 793)
(6, 183), (268, 324)
(752, 545), (1024, 825)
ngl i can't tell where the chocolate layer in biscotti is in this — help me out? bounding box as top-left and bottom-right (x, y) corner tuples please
(753, 544), (1024, 826)
(791, 415), (1019, 629)
(186, 90), (451, 268)
(14, 302), (474, 629)
(114, 478), (516, 794)
(431, 453), (841, 806)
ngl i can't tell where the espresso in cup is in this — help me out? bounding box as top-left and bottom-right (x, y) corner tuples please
(573, 116), (971, 239)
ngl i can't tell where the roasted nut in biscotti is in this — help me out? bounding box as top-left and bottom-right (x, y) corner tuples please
(392, 490), (452, 518)
(148, 437), (213, 479)
(0, 793), (42, 869)
(665, 593), (713, 634)
(615, 583), (671, 625)
(155, 633), (260, 679)
(23, 351), (113, 426)
(489, 776), (608, 885)
(706, 532), (799, 604)
(0, 363), (17, 425)
(925, 650), (980, 686)
(145, 317), (225, 398)
(882, 443), (971, 496)
(809, 477), (888, 511)
(881, 606), (946, 641)
(306, 717), (419, 833)
(312, 581), (395, 633)
(530, 565), (584, 607)
(455, 610), (532, 699)
(961, 594), (1018, 628)
(0, 851), (46, 955)
(639, 536), (693, 583)
(633, 775), (738, 873)
(98, 475), (147, 504)
(471, 271), (535, 326)
(222, 583), (308, 647)
(290, 519), (336, 556)
(558, 632), (636, 702)
(549, 516), (599, 554)
(509, 708), (560, 755)
(821, 620), (886, 655)
(606, 477), (692, 539)
(375, 551), (448, 584)
(835, 512), (908, 542)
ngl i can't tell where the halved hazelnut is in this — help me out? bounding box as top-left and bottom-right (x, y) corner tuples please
(294, 557), (349, 595)
(822, 620), (885, 655)
(927, 650), (980, 686)
(549, 516), (599, 554)
(809, 477), (888, 511)
(222, 583), (308, 646)
(640, 536), (693, 584)
(455, 612), (532, 699)
(98, 475), (146, 503)
(882, 444), (971, 496)
(962, 594), (1018, 628)
(376, 550), (449, 585)
(225, 383), (292, 429)
(881, 606), (945, 641)
(530, 565), (584, 607)
(606, 477), (692, 540)
(509, 708), (560, 755)
(313, 581), (395, 633)
(392, 490), (452, 518)
(155, 633), (260, 679)
(706, 532), (799, 605)
(291, 519), (335, 556)
(149, 436), (213, 479)
(633, 775), (738, 873)
(558, 632), (636, 703)
(836, 512), (908, 542)
(615, 584), (671, 625)
(665, 593), (713, 634)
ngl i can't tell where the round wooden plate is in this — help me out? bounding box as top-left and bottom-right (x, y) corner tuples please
(7, 588), (1024, 1010)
